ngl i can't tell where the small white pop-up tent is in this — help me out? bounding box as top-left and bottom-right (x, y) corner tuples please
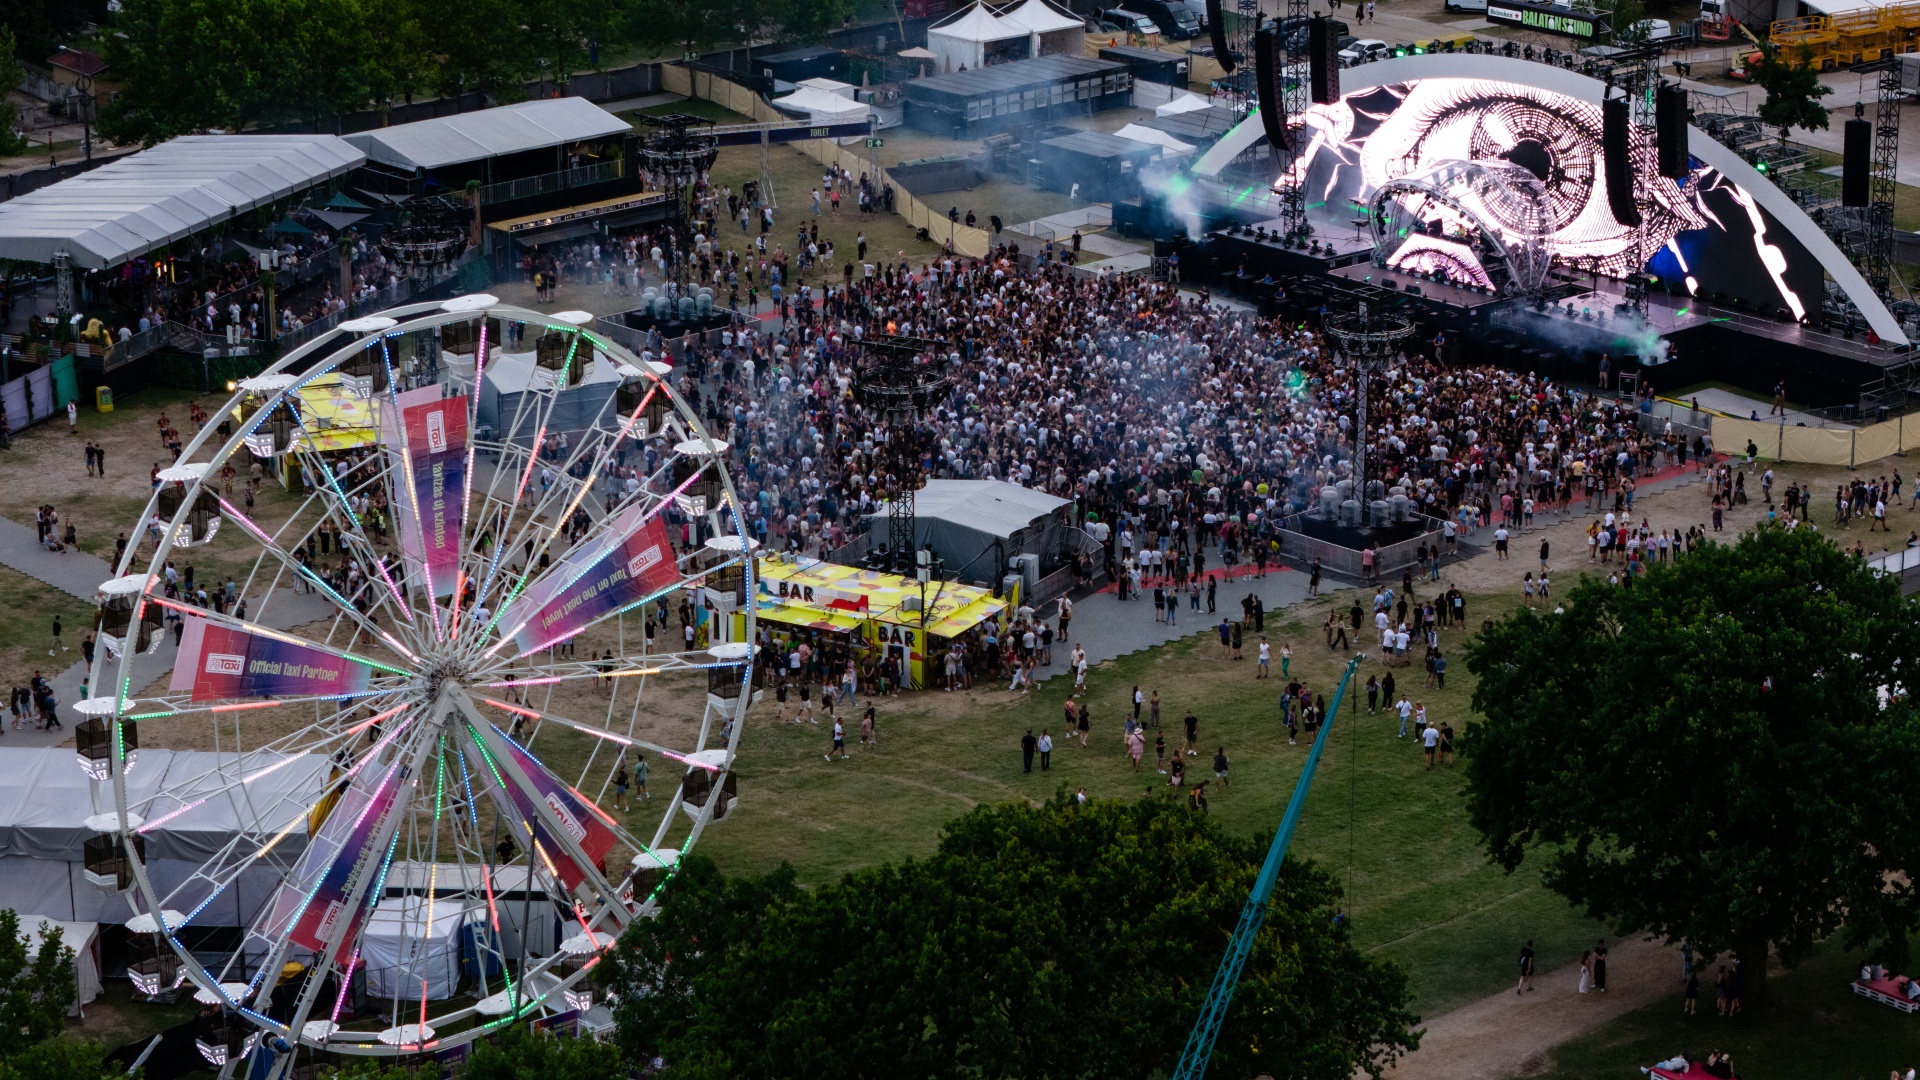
(22, 919), (102, 1013)
(771, 87), (875, 126)
(362, 900), (477, 1001)
(928, 3), (1030, 73)
(1156, 92), (1214, 116)
(1113, 123), (1198, 156)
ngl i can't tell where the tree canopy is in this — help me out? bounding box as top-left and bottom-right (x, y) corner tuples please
(0, 909), (116, 1080)
(1754, 44), (1834, 141)
(1462, 526), (1920, 994)
(0, 29), (30, 157)
(605, 794), (1419, 1080)
(92, 0), (856, 146)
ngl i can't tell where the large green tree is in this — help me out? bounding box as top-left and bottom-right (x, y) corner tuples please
(1463, 526), (1920, 997)
(96, 0), (398, 144)
(0, 29), (31, 157)
(1754, 43), (1834, 142)
(0, 909), (115, 1080)
(606, 795), (1419, 1080)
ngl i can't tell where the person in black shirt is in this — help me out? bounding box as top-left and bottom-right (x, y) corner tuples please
(1020, 729), (1037, 773)
(1183, 710), (1199, 756)
(1516, 940), (1535, 993)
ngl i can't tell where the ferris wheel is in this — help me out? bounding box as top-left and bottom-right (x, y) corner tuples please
(76, 295), (756, 1074)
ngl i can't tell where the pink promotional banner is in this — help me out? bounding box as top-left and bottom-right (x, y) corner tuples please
(271, 765), (403, 962)
(170, 617), (372, 702)
(477, 727), (618, 892)
(502, 509), (679, 656)
(382, 387), (469, 598)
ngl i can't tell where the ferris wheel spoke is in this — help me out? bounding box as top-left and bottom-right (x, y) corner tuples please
(213, 503), (426, 663)
(135, 593), (416, 689)
(279, 441), (421, 634)
(454, 695), (633, 930)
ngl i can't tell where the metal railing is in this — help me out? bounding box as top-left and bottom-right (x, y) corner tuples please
(477, 160), (624, 206)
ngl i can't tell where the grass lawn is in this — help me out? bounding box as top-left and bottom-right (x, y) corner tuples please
(0, 564), (96, 691)
(1536, 940), (1920, 1078)
(685, 578), (1607, 1018)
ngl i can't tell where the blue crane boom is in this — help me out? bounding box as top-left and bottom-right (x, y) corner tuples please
(1169, 653), (1364, 1080)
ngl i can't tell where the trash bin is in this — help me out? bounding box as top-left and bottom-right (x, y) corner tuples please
(95, 386), (113, 413)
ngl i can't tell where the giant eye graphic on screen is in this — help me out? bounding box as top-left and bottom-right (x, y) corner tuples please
(1277, 78), (1830, 299)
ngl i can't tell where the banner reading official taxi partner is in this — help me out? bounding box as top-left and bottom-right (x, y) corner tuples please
(502, 507), (679, 656)
(381, 386), (469, 598)
(170, 617), (372, 701)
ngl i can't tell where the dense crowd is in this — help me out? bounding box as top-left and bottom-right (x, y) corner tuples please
(636, 248), (1704, 580)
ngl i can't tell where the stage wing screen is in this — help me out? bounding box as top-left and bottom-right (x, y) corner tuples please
(1288, 78), (1821, 316)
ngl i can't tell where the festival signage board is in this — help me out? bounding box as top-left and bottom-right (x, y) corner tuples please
(170, 617), (372, 702)
(1485, 0), (1607, 38)
(382, 386), (470, 598)
(501, 507), (679, 656)
(476, 727), (618, 893)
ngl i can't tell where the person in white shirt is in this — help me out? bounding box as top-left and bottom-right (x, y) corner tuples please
(1422, 722), (1442, 769)
(1396, 696), (1413, 737)
(1256, 638), (1271, 678)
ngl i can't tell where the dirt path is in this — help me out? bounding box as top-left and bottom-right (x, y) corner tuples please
(1383, 936), (1683, 1079)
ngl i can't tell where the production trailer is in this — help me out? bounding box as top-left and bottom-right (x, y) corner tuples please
(904, 55), (1133, 138)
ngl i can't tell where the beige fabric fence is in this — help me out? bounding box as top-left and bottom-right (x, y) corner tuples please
(660, 64), (992, 259)
(1713, 413), (1920, 467)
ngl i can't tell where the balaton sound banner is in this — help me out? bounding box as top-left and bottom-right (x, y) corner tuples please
(502, 506), (679, 656)
(382, 386), (470, 598)
(171, 617), (372, 701)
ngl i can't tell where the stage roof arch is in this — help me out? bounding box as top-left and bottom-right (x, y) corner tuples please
(1190, 53), (1907, 347)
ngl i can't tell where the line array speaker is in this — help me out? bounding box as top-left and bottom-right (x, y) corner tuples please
(1602, 95), (1641, 227)
(1310, 15), (1340, 105)
(1843, 117), (1871, 207)
(1207, 0), (1234, 72)
(1254, 27), (1291, 153)
(1654, 83), (1689, 179)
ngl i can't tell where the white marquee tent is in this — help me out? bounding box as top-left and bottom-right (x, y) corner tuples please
(343, 98), (630, 172)
(0, 747), (332, 926)
(997, 0), (1088, 58)
(0, 136), (364, 269)
(928, 3), (1032, 74)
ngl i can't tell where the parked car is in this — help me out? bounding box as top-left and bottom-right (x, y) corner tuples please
(1130, 0), (1202, 39)
(1445, 0), (1488, 11)
(1337, 38), (1389, 65)
(1100, 8), (1162, 37)
(1622, 17), (1678, 41)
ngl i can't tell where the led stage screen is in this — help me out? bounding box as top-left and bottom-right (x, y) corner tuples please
(1286, 78), (1822, 317)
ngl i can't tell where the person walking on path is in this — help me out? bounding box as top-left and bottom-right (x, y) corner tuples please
(50, 616), (63, 656)
(1021, 728), (1038, 773)
(1592, 940), (1609, 992)
(1037, 729), (1053, 771)
(1517, 940), (1536, 994)
(1578, 950), (1593, 993)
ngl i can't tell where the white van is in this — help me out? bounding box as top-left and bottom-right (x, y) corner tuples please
(1444, 0), (1488, 12)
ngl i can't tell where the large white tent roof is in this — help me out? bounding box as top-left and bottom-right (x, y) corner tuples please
(1113, 123), (1197, 155)
(0, 746), (333, 863)
(930, 2), (1029, 43)
(997, 0), (1084, 34)
(0, 135), (364, 269)
(343, 98), (631, 171)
